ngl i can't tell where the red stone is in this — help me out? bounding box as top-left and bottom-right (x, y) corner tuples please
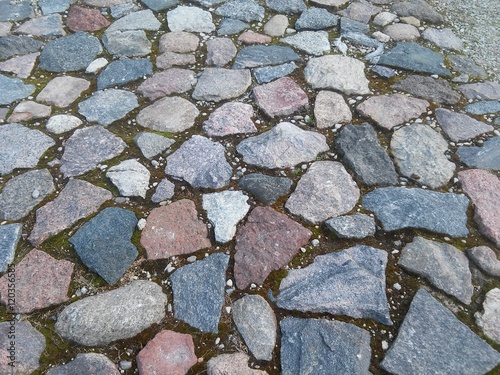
(140, 199), (211, 260)
(67, 5), (111, 32)
(253, 77), (309, 117)
(137, 330), (197, 375)
(234, 206), (312, 289)
(238, 31), (272, 45)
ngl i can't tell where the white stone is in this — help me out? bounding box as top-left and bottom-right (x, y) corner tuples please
(86, 58), (109, 74)
(106, 159), (150, 198)
(476, 288), (500, 344)
(46, 115), (83, 134)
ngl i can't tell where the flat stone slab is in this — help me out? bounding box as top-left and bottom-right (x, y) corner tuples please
(138, 69), (197, 100)
(206, 37), (237, 66)
(467, 246), (500, 277)
(203, 102), (256, 137)
(140, 199), (211, 260)
(391, 0), (444, 24)
(286, 161), (360, 224)
(435, 108), (493, 142)
(156, 51), (195, 69)
(170, 253), (229, 333)
(107, 9), (160, 31)
(296, 7), (338, 30)
(167, 5), (215, 33)
(267, 0), (306, 14)
(137, 96), (199, 132)
(253, 77), (308, 117)
(0, 249), (74, 313)
(55, 280), (167, 346)
(29, 179), (112, 245)
(238, 173), (292, 205)
(159, 31), (199, 53)
(381, 289), (500, 374)
(325, 213), (376, 239)
(78, 89), (138, 126)
(459, 169), (500, 247)
(70, 207), (138, 285)
(207, 353), (268, 375)
(165, 135), (232, 189)
(142, 0), (179, 11)
(281, 317), (371, 375)
(8, 100), (51, 123)
(281, 31), (331, 56)
(46, 353), (120, 375)
(102, 30), (151, 57)
(362, 187), (470, 237)
(134, 132), (175, 159)
(457, 136), (500, 170)
(106, 159), (150, 198)
(233, 45), (301, 69)
(0, 52), (39, 79)
(37, 76), (90, 107)
(0, 169), (54, 221)
(238, 31), (272, 45)
(263, 14), (289, 36)
(0, 223), (21, 273)
(215, 0), (265, 22)
(336, 123), (398, 186)
(383, 23), (420, 41)
(458, 81), (500, 100)
(60, 125), (126, 177)
(192, 68), (251, 102)
(39, 0), (73, 15)
(0, 74), (35, 105)
(151, 178), (176, 203)
(15, 13), (65, 37)
(449, 55), (487, 79)
(236, 122), (328, 169)
(0, 35), (42, 60)
(253, 62), (297, 84)
(0, 0), (33, 21)
(314, 90), (352, 128)
(234, 206), (311, 289)
(217, 18), (249, 35)
(0, 123), (54, 175)
(67, 5), (111, 32)
(422, 27), (463, 51)
(97, 58), (153, 90)
(464, 100), (500, 115)
(278, 245), (392, 324)
(476, 288), (500, 344)
(393, 75), (461, 105)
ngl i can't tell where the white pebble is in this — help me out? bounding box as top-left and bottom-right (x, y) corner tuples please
(311, 239), (320, 246)
(31, 189), (40, 199)
(393, 283), (402, 291)
(137, 218), (147, 231)
(226, 279), (233, 287)
(187, 255), (197, 263)
(382, 341), (389, 350)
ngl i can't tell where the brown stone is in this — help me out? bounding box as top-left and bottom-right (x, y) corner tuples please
(137, 330), (197, 375)
(37, 76), (91, 108)
(140, 199), (211, 260)
(234, 206), (312, 289)
(238, 31), (272, 44)
(138, 69), (197, 101)
(67, 5), (111, 32)
(253, 77), (308, 117)
(0, 249), (74, 313)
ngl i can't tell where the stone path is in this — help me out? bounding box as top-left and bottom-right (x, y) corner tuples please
(0, 0), (499, 374)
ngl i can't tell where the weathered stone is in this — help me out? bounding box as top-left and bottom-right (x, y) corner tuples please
(203, 102), (256, 137)
(0, 74), (35, 105)
(464, 101), (500, 115)
(15, 13), (64, 37)
(325, 213), (376, 239)
(449, 55), (487, 79)
(336, 123), (398, 185)
(0, 52), (39, 78)
(8, 100), (51, 122)
(340, 18), (370, 35)
(106, 160), (150, 198)
(86, 57), (108, 74)
(467, 246), (500, 277)
(253, 77), (308, 117)
(314, 90), (352, 128)
(107, 9), (160, 32)
(338, 0), (381, 23)
(311, 0), (350, 6)
(362, 187), (470, 237)
(296, 7), (338, 30)
(238, 31), (272, 45)
(39, 0), (72, 15)
(458, 81), (500, 101)
(151, 178), (175, 203)
(435, 108), (493, 142)
(383, 23), (420, 41)
(0, 224), (21, 273)
(137, 96), (199, 132)
(159, 31), (199, 53)
(0, 0), (33, 22)
(233, 45), (301, 69)
(476, 288), (500, 344)
(238, 173), (292, 205)
(29, 179), (112, 245)
(207, 353), (268, 375)
(79, 89), (139, 126)
(422, 27), (463, 51)
(215, 0), (265, 22)
(192, 68), (251, 102)
(281, 31), (330, 56)
(46, 353), (120, 375)
(234, 206), (312, 289)
(373, 11), (397, 26)
(217, 19), (249, 36)
(97, 58), (153, 90)
(156, 51), (196, 69)
(253, 62), (297, 84)
(206, 38), (237, 67)
(266, 0), (305, 14)
(456, 136), (500, 171)
(138, 69), (196, 101)
(67, 5), (111, 32)
(142, 0), (179, 11)
(391, 0), (443, 24)
(140, 199), (211, 259)
(264, 14), (288, 36)
(393, 75), (461, 105)
(55, 280), (167, 346)
(0, 35), (42, 60)
(102, 30), (151, 57)
(37, 76), (90, 107)
(170, 253), (229, 333)
(134, 132), (175, 159)
(167, 6), (215, 33)
(237, 122), (328, 169)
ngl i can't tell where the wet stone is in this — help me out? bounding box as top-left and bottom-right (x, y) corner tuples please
(206, 37), (237, 67)
(391, 0), (443, 24)
(55, 280), (167, 346)
(458, 81), (500, 101)
(167, 6), (215, 33)
(97, 58), (153, 90)
(392, 75), (461, 105)
(281, 317), (372, 375)
(151, 178), (175, 203)
(156, 51), (196, 69)
(106, 159), (150, 198)
(236, 122), (328, 169)
(336, 123), (398, 186)
(325, 213), (376, 239)
(67, 5), (111, 32)
(37, 76), (90, 107)
(203, 102), (256, 137)
(281, 31), (331, 56)
(381, 289), (500, 374)
(0, 35), (42, 60)
(467, 246), (500, 277)
(192, 68), (251, 102)
(464, 100), (500, 115)
(234, 206), (311, 289)
(134, 132), (175, 159)
(137, 96), (199, 132)
(0, 52), (39, 79)
(456, 136), (500, 171)
(0, 0), (33, 22)
(207, 353), (268, 375)
(266, 0), (306, 14)
(435, 108), (493, 142)
(70, 207), (138, 285)
(314, 91), (352, 128)
(233, 45), (301, 69)
(78, 89), (139, 126)
(46, 115), (83, 134)
(159, 31), (199, 53)
(0, 123), (54, 175)
(46, 353), (120, 375)
(476, 288), (500, 344)
(264, 15), (288, 36)
(142, 0), (180, 11)
(15, 14), (65, 37)
(0, 223), (21, 273)
(102, 30), (152, 57)
(217, 19), (249, 35)
(238, 173), (293, 205)
(216, 0), (265, 22)
(0, 249), (74, 313)
(422, 27), (463, 51)
(295, 7), (338, 30)
(170, 253), (229, 333)
(107, 9), (160, 32)
(362, 187), (470, 237)
(448, 54), (487, 79)
(253, 77), (309, 117)
(39, 0), (72, 15)
(138, 69), (197, 101)
(140, 199), (211, 259)
(0, 169), (54, 221)
(253, 62), (297, 84)
(0, 74), (35, 105)
(8, 101), (51, 122)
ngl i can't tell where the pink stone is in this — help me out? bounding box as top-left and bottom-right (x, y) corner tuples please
(253, 77), (309, 117)
(67, 5), (111, 32)
(238, 31), (272, 44)
(140, 199), (211, 260)
(203, 102), (256, 137)
(0, 249), (74, 313)
(138, 69), (197, 101)
(159, 32), (199, 53)
(137, 330), (197, 375)
(156, 51), (196, 69)
(0, 52), (39, 79)
(234, 206), (312, 289)
(458, 169), (500, 247)
(7, 100), (51, 122)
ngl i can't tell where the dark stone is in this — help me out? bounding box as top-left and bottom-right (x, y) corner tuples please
(238, 173), (292, 205)
(0, 223), (21, 273)
(371, 65), (396, 78)
(266, 0), (306, 14)
(97, 58), (153, 90)
(393, 75), (461, 104)
(217, 18), (249, 35)
(340, 17), (369, 35)
(253, 62), (297, 84)
(0, 35), (42, 60)
(0, 74), (35, 105)
(141, 0), (179, 11)
(457, 137), (500, 171)
(233, 45), (301, 69)
(448, 54), (487, 79)
(46, 353), (120, 375)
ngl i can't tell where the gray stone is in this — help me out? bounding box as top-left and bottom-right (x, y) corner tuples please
(0, 123), (54, 175)
(55, 280), (167, 346)
(216, 0), (265, 22)
(340, 17), (369, 35)
(378, 42), (451, 76)
(264, 15), (288, 36)
(134, 132), (175, 159)
(0, 74), (34, 105)
(39, 32), (102, 72)
(0, 52), (39, 79)
(393, 75), (461, 105)
(37, 76), (90, 107)
(107, 9), (160, 31)
(142, 0), (179, 11)
(39, 0), (73, 14)
(102, 30), (151, 57)
(278, 245), (392, 324)
(281, 31), (330, 56)
(339, 1), (381, 23)
(166, 135), (232, 189)
(325, 213), (376, 239)
(202, 190), (250, 243)
(422, 27), (463, 51)
(8, 100), (51, 123)
(60, 126), (126, 178)
(136, 96), (199, 132)
(233, 295), (276, 361)
(253, 62), (297, 84)
(0, 169), (54, 221)
(238, 173), (292, 205)
(46, 115), (83, 134)
(151, 178), (175, 203)
(476, 288), (500, 344)
(15, 14), (65, 37)
(192, 68), (251, 102)
(233, 45), (301, 69)
(170, 253), (229, 333)
(467, 246), (500, 277)
(295, 7), (338, 30)
(0, 0), (33, 21)
(400, 237), (473, 304)
(97, 58), (153, 90)
(343, 31), (382, 48)
(106, 159), (150, 198)
(159, 31), (199, 53)
(0, 22), (10, 36)
(253, 77), (308, 117)
(381, 289), (500, 374)
(383, 23), (420, 41)
(217, 19), (249, 35)
(435, 108), (494, 142)
(70, 207), (138, 285)
(373, 11), (397, 26)
(110, 2), (140, 18)
(203, 102), (256, 137)
(236, 122), (328, 169)
(391, 0), (444, 24)
(167, 6), (215, 33)
(207, 353), (268, 375)
(0, 35), (42, 60)
(206, 38), (237, 67)
(266, 0), (305, 14)
(362, 187), (470, 237)
(138, 69), (197, 101)
(464, 101), (500, 115)
(0, 223), (22, 273)
(46, 353), (120, 375)
(314, 91), (352, 128)
(459, 81), (500, 101)
(156, 51), (196, 69)
(457, 136), (500, 170)
(449, 55), (487, 79)
(79, 89), (138, 126)
(336, 123), (398, 186)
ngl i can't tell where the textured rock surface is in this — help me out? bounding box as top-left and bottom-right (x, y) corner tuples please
(192, 68), (251, 102)
(203, 102), (256, 137)
(422, 27), (463, 50)
(0, 224), (21, 273)
(137, 96), (199, 132)
(435, 108), (493, 142)
(151, 178), (176, 203)
(97, 58), (152, 90)
(78, 89), (139, 126)
(167, 6), (215, 33)
(467, 246), (500, 277)
(476, 288), (500, 344)
(138, 69), (197, 100)
(253, 77), (309, 117)
(206, 37), (237, 66)
(37, 76), (90, 107)
(457, 136), (500, 170)
(106, 159), (150, 198)
(314, 90), (352, 128)
(393, 75), (461, 105)
(233, 45), (301, 69)
(216, 0), (265, 22)
(207, 353), (268, 375)
(325, 213), (376, 239)
(0, 74), (34, 105)
(458, 81), (500, 100)
(134, 132), (175, 159)
(46, 353), (120, 375)
(238, 173), (292, 205)
(281, 31), (331, 56)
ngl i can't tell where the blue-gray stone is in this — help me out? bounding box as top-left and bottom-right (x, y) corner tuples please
(238, 173), (292, 204)
(340, 17), (369, 35)
(391, 0), (444, 24)
(448, 54), (487, 79)
(378, 42), (451, 77)
(0, 74), (35, 105)
(381, 289), (500, 375)
(253, 62), (297, 84)
(266, 0), (306, 14)
(78, 89), (139, 126)
(97, 58), (153, 90)
(39, 0), (73, 14)
(170, 253), (229, 333)
(0, 36), (43, 60)
(233, 45), (301, 69)
(363, 187), (470, 237)
(141, 0), (179, 11)
(215, 0), (265, 22)
(464, 101), (500, 115)
(102, 30), (151, 57)
(372, 65), (397, 78)
(296, 7), (338, 30)
(278, 245), (392, 325)
(217, 18), (249, 35)
(456, 137), (500, 171)
(70, 207), (138, 285)
(0, 0), (33, 21)
(343, 32), (381, 48)
(281, 317), (371, 375)
(0, 223), (22, 273)
(325, 213), (376, 239)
